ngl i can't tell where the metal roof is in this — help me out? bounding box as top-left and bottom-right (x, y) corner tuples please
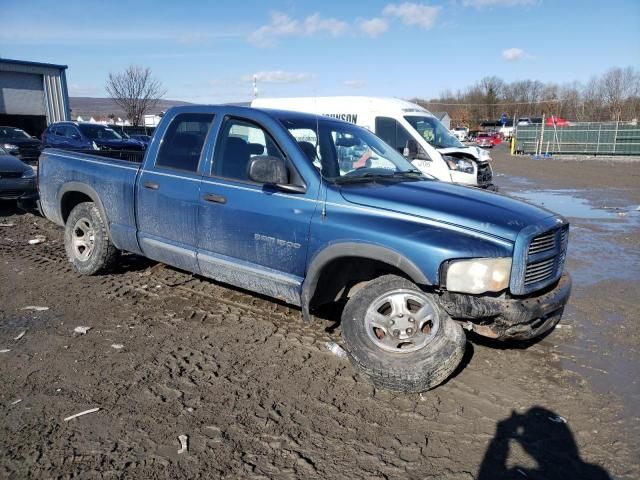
(0, 58), (68, 70)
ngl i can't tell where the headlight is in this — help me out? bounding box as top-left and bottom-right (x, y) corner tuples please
(3, 143), (19, 152)
(445, 257), (511, 294)
(477, 147), (491, 159)
(443, 156), (474, 174)
(22, 167), (36, 179)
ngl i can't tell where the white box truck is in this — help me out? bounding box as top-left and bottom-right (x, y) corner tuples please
(251, 96), (495, 189)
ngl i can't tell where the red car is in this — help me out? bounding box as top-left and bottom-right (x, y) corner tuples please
(476, 132), (501, 148)
(545, 116), (570, 127)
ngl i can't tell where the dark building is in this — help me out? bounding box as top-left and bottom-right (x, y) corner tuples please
(0, 58), (70, 137)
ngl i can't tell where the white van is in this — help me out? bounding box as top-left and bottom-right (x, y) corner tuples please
(251, 96), (494, 189)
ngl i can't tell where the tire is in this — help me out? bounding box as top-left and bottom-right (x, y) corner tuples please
(341, 275), (466, 393)
(64, 202), (118, 275)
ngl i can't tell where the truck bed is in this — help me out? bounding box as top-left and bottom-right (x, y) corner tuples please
(53, 148), (145, 164)
(38, 148), (142, 254)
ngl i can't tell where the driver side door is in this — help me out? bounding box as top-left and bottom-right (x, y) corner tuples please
(197, 115), (316, 305)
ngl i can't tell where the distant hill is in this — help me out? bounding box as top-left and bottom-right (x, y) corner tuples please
(69, 97), (191, 120)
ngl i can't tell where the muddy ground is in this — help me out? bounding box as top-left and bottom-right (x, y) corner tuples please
(1, 147), (638, 479)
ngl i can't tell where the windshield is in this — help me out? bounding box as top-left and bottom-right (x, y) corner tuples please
(404, 116), (463, 149)
(78, 124), (122, 140)
(280, 117), (422, 183)
(0, 127), (32, 139)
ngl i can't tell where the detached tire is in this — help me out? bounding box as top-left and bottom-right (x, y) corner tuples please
(341, 275), (465, 393)
(64, 202), (118, 275)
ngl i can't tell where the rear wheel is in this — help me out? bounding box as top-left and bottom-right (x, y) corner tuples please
(64, 202), (118, 275)
(341, 275), (465, 392)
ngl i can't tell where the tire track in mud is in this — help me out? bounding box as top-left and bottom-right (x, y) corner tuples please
(1, 224), (484, 478)
(1, 224), (337, 352)
(1, 217), (636, 479)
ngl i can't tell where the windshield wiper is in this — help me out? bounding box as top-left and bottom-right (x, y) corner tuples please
(392, 169), (425, 180)
(334, 171), (394, 184)
(335, 170), (425, 184)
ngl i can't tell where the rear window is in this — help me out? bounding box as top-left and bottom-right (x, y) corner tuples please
(155, 113), (215, 172)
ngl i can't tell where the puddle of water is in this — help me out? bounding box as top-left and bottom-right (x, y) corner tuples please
(512, 189), (637, 220)
(500, 186), (640, 418)
(503, 188), (640, 287)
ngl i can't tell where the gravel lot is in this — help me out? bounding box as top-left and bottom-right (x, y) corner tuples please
(1, 146), (638, 479)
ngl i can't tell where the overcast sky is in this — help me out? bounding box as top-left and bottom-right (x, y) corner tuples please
(2, 0), (639, 103)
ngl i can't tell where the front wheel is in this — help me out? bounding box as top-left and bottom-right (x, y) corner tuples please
(341, 275), (465, 393)
(64, 202), (118, 275)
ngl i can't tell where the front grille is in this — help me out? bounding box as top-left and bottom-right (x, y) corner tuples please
(528, 230), (556, 255)
(0, 171), (23, 178)
(523, 225), (569, 289)
(525, 257), (556, 285)
(477, 163), (492, 185)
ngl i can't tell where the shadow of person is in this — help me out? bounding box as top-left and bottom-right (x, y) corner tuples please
(477, 407), (611, 480)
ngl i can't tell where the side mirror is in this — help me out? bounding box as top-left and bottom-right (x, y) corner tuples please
(248, 156), (306, 194)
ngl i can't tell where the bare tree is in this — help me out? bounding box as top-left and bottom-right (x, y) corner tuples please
(105, 65), (166, 126)
(600, 67), (639, 120)
(412, 66), (639, 126)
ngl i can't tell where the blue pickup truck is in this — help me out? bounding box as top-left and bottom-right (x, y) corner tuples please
(38, 105), (571, 392)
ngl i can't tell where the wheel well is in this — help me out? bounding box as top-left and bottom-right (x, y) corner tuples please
(309, 256), (416, 310)
(60, 191), (93, 223)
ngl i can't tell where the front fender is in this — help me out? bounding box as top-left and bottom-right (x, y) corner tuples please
(300, 242), (430, 323)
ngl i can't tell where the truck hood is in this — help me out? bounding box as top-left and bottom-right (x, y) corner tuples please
(438, 146), (490, 162)
(338, 180), (555, 242)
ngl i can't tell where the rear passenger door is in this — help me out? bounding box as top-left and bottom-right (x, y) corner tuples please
(136, 112), (215, 273)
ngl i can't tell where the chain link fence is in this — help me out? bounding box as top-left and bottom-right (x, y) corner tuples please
(515, 120), (640, 155)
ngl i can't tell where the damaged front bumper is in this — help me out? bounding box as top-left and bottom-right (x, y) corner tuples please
(439, 273), (572, 341)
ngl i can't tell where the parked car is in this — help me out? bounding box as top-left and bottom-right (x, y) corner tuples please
(475, 132), (495, 148)
(0, 126), (42, 166)
(39, 105), (571, 393)
(489, 131), (503, 145)
(450, 126), (469, 141)
(42, 122), (145, 151)
(128, 134), (152, 148)
(545, 116), (570, 127)
(0, 145), (38, 207)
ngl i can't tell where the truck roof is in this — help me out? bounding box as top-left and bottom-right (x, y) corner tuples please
(164, 104), (355, 125)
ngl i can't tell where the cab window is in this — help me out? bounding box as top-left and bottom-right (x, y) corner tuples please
(155, 113), (214, 172)
(374, 117), (414, 155)
(212, 117), (286, 182)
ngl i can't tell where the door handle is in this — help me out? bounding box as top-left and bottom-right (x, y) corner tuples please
(143, 181), (159, 190)
(203, 193), (226, 204)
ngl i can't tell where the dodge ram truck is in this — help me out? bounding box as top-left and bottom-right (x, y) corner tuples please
(38, 105), (572, 392)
